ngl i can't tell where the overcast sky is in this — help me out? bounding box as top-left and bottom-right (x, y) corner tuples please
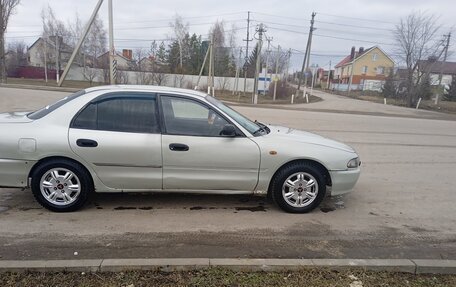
(5, 0), (456, 71)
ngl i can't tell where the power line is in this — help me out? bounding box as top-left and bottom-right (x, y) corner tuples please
(316, 12), (396, 25)
(313, 33), (395, 46)
(115, 19), (245, 30)
(250, 11), (306, 22)
(117, 12), (246, 24)
(316, 20), (393, 32)
(267, 26), (308, 35)
(8, 12), (247, 29)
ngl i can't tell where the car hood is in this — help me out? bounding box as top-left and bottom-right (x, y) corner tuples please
(266, 125), (356, 153)
(0, 111), (33, 123)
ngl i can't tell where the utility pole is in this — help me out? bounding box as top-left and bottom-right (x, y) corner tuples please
(108, 0), (116, 85)
(297, 12), (316, 95)
(284, 48), (291, 85)
(58, 0), (104, 86)
(233, 47), (242, 96)
(310, 64), (317, 97)
(195, 43), (210, 89)
(436, 32), (451, 104)
(243, 11), (252, 96)
(253, 23), (266, 104)
(264, 36), (273, 93)
(273, 45), (280, 101)
(55, 35), (60, 83)
(208, 35), (213, 95)
(439, 33), (451, 86)
(326, 60), (331, 90)
(44, 36), (48, 83)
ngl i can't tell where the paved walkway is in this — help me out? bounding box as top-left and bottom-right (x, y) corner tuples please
(271, 87), (455, 121)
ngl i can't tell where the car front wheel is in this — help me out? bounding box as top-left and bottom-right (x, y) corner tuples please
(31, 159), (92, 212)
(271, 162), (326, 213)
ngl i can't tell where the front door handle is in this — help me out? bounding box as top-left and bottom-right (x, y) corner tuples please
(169, 143), (189, 151)
(76, 139), (98, 148)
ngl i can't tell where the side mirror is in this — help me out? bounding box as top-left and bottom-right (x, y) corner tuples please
(220, 124), (237, 137)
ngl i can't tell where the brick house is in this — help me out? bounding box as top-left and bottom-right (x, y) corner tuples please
(333, 46), (395, 91)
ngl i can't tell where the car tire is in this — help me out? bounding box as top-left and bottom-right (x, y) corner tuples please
(31, 159), (92, 212)
(271, 162), (326, 213)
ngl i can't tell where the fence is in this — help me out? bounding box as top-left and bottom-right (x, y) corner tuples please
(66, 67), (257, 93)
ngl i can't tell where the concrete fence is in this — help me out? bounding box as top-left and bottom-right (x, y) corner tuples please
(66, 67), (257, 92)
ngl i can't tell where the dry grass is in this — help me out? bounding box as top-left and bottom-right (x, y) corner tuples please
(215, 90), (322, 105)
(1, 268), (455, 287)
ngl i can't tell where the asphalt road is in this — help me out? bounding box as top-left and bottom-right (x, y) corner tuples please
(0, 87), (455, 260)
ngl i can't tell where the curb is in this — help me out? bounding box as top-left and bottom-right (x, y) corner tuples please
(0, 259), (455, 274)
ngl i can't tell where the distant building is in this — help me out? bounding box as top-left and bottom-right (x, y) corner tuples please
(316, 68), (333, 89)
(138, 56), (167, 72)
(333, 46), (395, 91)
(27, 36), (73, 69)
(417, 60), (456, 87)
(97, 49), (135, 70)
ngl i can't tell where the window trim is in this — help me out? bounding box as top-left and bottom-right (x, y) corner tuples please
(70, 92), (161, 134)
(157, 94), (246, 138)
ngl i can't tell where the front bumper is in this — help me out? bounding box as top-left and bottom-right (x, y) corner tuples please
(0, 159), (34, 188)
(328, 167), (360, 196)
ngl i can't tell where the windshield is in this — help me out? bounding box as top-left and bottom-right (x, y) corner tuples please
(206, 95), (261, 135)
(27, 90), (86, 120)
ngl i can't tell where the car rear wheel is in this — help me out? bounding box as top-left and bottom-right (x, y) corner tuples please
(31, 159), (92, 212)
(271, 162), (326, 213)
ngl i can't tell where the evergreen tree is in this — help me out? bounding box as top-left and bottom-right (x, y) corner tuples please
(243, 44), (264, 78)
(166, 40), (181, 73)
(156, 42), (167, 63)
(418, 75), (432, 100)
(187, 34), (203, 75)
(381, 71), (397, 98)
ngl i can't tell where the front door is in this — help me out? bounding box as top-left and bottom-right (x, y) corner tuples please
(160, 95), (260, 191)
(68, 93), (162, 190)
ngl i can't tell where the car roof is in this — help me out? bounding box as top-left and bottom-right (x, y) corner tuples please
(84, 85), (209, 98)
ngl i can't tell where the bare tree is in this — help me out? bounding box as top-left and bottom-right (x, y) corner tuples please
(268, 50), (288, 74)
(209, 20), (226, 48)
(6, 40), (25, 75)
(217, 76), (231, 91)
(154, 72), (167, 86)
(394, 12), (443, 107)
(134, 48), (153, 85)
(0, 0), (21, 83)
(39, 5), (71, 81)
(173, 73), (185, 87)
(116, 70), (129, 84)
(170, 14), (189, 70)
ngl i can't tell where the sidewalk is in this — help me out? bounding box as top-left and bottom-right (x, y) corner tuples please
(282, 89), (456, 120)
(0, 258), (455, 274)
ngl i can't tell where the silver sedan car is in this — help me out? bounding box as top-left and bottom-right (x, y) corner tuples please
(0, 85), (360, 213)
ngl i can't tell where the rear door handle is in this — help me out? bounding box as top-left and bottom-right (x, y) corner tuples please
(76, 139), (98, 148)
(169, 143), (189, 151)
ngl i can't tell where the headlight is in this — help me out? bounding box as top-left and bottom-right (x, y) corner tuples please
(347, 157), (360, 168)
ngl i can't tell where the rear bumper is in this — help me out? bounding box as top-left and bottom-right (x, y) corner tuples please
(0, 159), (34, 188)
(328, 168), (360, 196)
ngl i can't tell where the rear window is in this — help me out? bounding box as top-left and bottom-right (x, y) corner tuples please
(27, 90), (86, 120)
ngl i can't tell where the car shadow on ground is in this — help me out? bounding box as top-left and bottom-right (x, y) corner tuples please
(88, 192), (273, 213)
(0, 188), (343, 214)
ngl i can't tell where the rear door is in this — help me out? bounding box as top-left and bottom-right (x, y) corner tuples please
(160, 95), (261, 191)
(68, 93), (162, 190)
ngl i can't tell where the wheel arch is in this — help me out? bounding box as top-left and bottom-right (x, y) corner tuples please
(28, 156), (94, 188)
(267, 158), (332, 197)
